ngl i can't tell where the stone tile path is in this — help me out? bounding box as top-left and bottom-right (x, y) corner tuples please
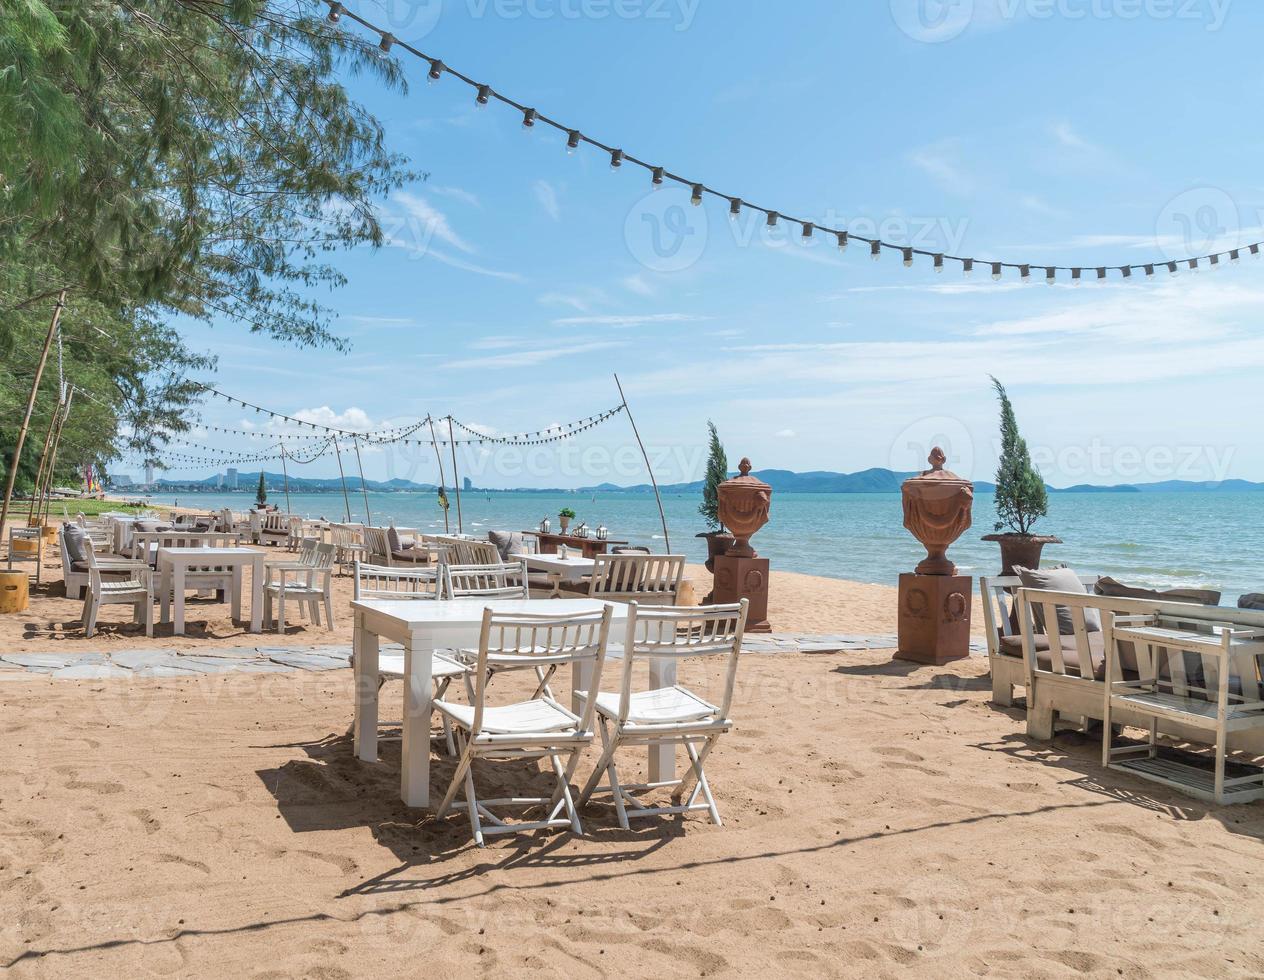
(0, 635), (985, 680)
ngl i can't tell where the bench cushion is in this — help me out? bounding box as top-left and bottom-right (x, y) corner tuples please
(1016, 565), (1102, 635)
(488, 530), (525, 562)
(1238, 593), (1264, 611)
(62, 523), (91, 567)
(1095, 575), (1221, 607)
(1000, 632), (1107, 680)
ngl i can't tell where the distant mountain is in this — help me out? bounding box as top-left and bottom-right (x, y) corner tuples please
(148, 468), (1264, 495)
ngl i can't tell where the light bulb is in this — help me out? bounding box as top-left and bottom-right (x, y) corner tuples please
(767, 211), (779, 228)
(651, 166), (664, 187)
(1071, 268), (1081, 286)
(566, 130), (581, 155)
(1209, 253), (1221, 270)
(1167, 261), (1179, 276)
(609, 149), (623, 170)
(1020, 264), (1031, 281)
(1097, 267), (1107, 281)
(1188, 258), (1199, 273)
(475, 84), (490, 107)
(729, 198), (742, 220)
(1046, 267), (1056, 285)
(691, 184), (704, 206)
(428, 60), (443, 83)
(933, 253), (944, 273)
(837, 231), (848, 253)
(327, 2), (343, 23)
(802, 222), (814, 240)
(962, 258), (973, 277)
(1230, 249), (1241, 265)
(902, 247), (913, 267)
(1144, 264), (1155, 278)
(378, 33), (395, 54)
(521, 108), (536, 129)
(871, 241), (881, 261)
(991, 262), (1002, 281)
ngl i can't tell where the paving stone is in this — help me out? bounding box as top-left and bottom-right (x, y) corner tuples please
(53, 664), (133, 680)
(232, 662), (297, 674)
(130, 665), (201, 678)
(267, 652), (347, 671)
(170, 655), (251, 675)
(110, 650), (172, 670)
(188, 647), (264, 660)
(1, 652), (107, 671)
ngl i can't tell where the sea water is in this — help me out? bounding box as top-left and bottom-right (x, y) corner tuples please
(130, 489), (1261, 603)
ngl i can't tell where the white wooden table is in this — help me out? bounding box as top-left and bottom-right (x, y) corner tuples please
(513, 553), (595, 598)
(157, 546), (265, 635)
(351, 597), (680, 808)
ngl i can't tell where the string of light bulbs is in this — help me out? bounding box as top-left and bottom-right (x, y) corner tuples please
(322, 0), (1264, 284)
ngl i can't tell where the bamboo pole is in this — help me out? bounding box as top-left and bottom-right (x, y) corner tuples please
(446, 416), (463, 535)
(332, 438), (352, 522)
(25, 394), (61, 526)
(0, 290), (66, 539)
(427, 417), (449, 533)
(38, 388), (73, 530)
(352, 435), (372, 526)
(614, 373), (670, 552)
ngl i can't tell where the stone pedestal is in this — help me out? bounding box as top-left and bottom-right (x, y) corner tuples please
(712, 554), (770, 633)
(896, 573), (971, 665)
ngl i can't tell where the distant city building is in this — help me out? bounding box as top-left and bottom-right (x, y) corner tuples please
(144, 463), (154, 485)
(226, 467), (239, 489)
(463, 476), (473, 492)
(110, 474), (135, 487)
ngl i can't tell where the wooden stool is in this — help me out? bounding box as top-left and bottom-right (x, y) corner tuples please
(0, 571), (29, 613)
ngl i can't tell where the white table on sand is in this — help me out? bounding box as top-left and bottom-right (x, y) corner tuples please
(351, 597), (680, 809)
(513, 552), (595, 598)
(157, 546), (266, 636)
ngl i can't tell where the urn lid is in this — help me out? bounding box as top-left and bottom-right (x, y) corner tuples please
(902, 448), (972, 490)
(721, 458), (771, 491)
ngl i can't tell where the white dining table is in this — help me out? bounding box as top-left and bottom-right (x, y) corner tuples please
(351, 597), (680, 808)
(157, 546), (266, 635)
(513, 552), (595, 598)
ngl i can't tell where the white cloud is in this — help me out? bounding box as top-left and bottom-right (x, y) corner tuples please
(908, 138), (973, 196)
(534, 180), (561, 221)
(622, 274), (655, 297)
(390, 192), (474, 254)
(441, 340), (628, 371)
(551, 313), (709, 328)
(774, 429), (796, 438)
(538, 287), (609, 313)
(428, 185), (482, 208)
(1050, 121), (1094, 152)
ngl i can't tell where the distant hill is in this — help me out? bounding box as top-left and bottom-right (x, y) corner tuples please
(147, 468), (1264, 495)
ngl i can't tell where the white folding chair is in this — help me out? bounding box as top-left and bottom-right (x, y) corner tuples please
(353, 560), (461, 752)
(82, 550), (154, 639)
(434, 606), (614, 846)
(264, 542), (335, 631)
(577, 599), (748, 829)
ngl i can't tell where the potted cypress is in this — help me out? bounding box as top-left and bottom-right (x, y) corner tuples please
(695, 421), (735, 572)
(255, 472), (268, 510)
(981, 377), (1060, 574)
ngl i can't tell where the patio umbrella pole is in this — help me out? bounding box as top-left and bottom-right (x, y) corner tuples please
(279, 444), (292, 516)
(614, 373), (670, 553)
(352, 435), (372, 526)
(0, 290), (66, 539)
(333, 438), (352, 522)
(427, 417), (449, 533)
(446, 416), (464, 535)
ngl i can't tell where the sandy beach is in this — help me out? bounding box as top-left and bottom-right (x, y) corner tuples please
(1, 532), (1262, 977)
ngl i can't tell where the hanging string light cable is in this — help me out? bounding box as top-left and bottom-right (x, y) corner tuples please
(319, 0), (1264, 281)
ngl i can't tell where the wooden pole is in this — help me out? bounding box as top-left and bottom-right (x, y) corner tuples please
(427, 417), (449, 533)
(446, 417), (464, 535)
(0, 290), (66, 539)
(352, 435), (372, 526)
(614, 373), (670, 553)
(332, 438), (352, 522)
(26, 394), (61, 526)
(279, 445), (292, 516)
(38, 388), (73, 529)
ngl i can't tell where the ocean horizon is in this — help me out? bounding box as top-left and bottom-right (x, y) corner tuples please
(126, 488), (1261, 605)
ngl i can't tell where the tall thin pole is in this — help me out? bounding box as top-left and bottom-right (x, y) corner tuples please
(26, 393), (61, 526)
(279, 445), (292, 516)
(427, 417), (449, 533)
(38, 387), (73, 529)
(352, 435), (372, 526)
(0, 290), (66, 538)
(446, 416), (464, 535)
(332, 438), (352, 522)
(614, 373), (671, 552)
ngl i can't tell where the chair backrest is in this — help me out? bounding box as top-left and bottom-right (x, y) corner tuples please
(466, 606), (614, 738)
(262, 513), (290, 534)
(362, 526), (391, 564)
(588, 554), (685, 605)
(979, 574), (1098, 659)
(435, 536), (500, 565)
(444, 561), (530, 601)
(85, 548), (146, 591)
(310, 542), (336, 570)
(611, 600), (749, 723)
(131, 531), (242, 560)
(354, 560), (441, 601)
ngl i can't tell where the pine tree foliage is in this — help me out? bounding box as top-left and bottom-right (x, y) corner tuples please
(990, 376), (1048, 535)
(699, 420), (727, 530)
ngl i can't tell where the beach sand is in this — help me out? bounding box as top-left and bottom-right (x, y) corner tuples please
(3, 533), (1263, 977)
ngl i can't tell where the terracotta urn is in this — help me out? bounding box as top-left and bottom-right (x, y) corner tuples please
(901, 447), (974, 576)
(717, 458), (771, 559)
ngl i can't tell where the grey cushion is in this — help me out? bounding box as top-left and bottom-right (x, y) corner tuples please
(1240, 594), (1264, 611)
(488, 531), (525, 562)
(1094, 575), (1221, 607)
(135, 519), (163, 532)
(387, 526), (403, 553)
(1015, 565), (1102, 635)
(62, 523), (91, 567)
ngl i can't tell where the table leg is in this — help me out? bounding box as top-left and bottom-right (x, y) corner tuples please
(249, 558), (263, 634)
(550, 573), (562, 599)
(231, 566), (243, 622)
(353, 612), (379, 763)
(173, 563), (186, 636)
(401, 630), (434, 808)
(648, 656), (677, 782)
(159, 563), (171, 624)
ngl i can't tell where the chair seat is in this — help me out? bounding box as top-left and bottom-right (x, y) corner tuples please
(378, 652), (467, 681)
(265, 583), (323, 598)
(591, 685), (718, 724)
(436, 697), (581, 735)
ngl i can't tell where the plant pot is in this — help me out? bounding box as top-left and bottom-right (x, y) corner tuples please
(982, 533), (1062, 576)
(696, 530), (735, 574)
(558, 516), (571, 533)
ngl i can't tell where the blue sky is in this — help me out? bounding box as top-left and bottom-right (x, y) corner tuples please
(158, 0), (1264, 488)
